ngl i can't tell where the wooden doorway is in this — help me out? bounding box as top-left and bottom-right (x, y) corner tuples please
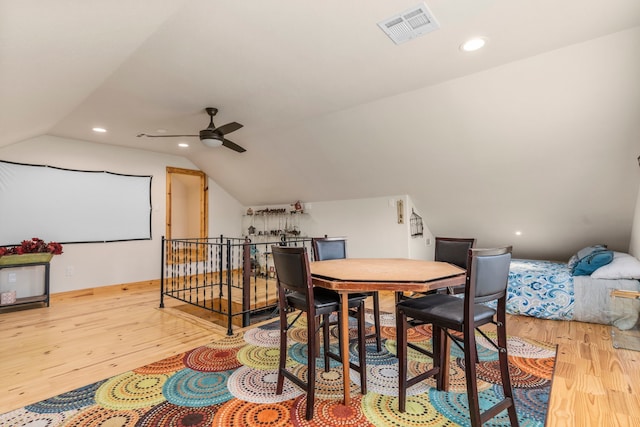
(166, 167), (208, 245)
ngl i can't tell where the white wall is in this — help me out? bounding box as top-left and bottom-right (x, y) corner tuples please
(0, 135), (425, 293)
(0, 135), (243, 293)
(257, 195), (434, 260)
(209, 180), (244, 238)
(629, 184), (640, 257)
(406, 196), (433, 260)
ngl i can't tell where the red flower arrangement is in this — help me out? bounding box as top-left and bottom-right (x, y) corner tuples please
(0, 237), (63, 256)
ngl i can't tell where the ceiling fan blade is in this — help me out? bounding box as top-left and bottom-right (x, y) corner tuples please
(222, 138), (246, 153)
(137, 133), (198, 138)
(215, 122), (243, 135)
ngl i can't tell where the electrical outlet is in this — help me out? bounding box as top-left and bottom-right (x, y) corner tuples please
(65, 266), (74, 277)
(8, 272), (17, 283)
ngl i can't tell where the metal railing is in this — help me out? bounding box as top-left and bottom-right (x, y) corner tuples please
(159, 235), (313, 335)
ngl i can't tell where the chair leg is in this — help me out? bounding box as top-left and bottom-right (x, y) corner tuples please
(463, 324), (482, 427)
(498, 328), (519, 426)
(497, 304), (519, 426)
(322, 314), (331, 372)
(357, 300), (367, 394)
(372, 292), (382, 352)
(433, 325), (446, 391)
(396, 309), (408, 412)
(305, 311), (316, 420)
(314, 317), (322, 358)
(276, 293), (288, 396)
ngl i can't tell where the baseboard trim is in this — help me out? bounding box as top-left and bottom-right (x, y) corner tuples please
(51, 279), (160, 301)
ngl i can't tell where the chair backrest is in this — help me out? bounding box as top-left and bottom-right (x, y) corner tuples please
(466, 246), (512, 304)
(312, 237), (347, 261)
(271, 245), (313, 298)
(434, 237), (476, 269)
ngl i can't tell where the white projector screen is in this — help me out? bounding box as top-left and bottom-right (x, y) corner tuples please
(0, 160), (152, 245)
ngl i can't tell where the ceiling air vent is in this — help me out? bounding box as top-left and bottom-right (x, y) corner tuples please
(377, 2), (440, 45)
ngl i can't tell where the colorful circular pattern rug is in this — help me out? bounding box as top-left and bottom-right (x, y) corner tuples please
(361, 392), (455, 426)
(227, 366), (303, 403)
(352, 341), (397, 366)
(287, 342), (342, 369)
(381, 323), (434, 342)
(475, 332), (556, 359)
(25, 379), (107, 413)
(429, 387), (515, 426)
(288, 364), (361, 400)
(137, 401), (222, 427)
(509, 355), (555, 380)
(353, 362), (430, 397)
(384, 339), (434, 362)
(376, 310), (398, 327)
(244, 325), (281, 347)
(448, 339), (499, 361)
(3, 317), (555, 427)
(495, 383), (550, 424)
(209, 332), (246, 349)
(0, 408), (73, 426)
(456, 358), (550, 389)
(184, 345), (243, 372)
(134, 354), (186, 375)
(94, 371), (170, 410)
(60, 405), (147, 427)
(237, 344), (290, 370)
(291, 394), (373, 427)
(379, 325), (397, 341)
(213, 397), (295, 426)
(163, 368), (234, 406)
(287, 324), (311, 344)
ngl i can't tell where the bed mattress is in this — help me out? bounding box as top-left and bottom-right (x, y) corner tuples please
(507, 259), (640, 329)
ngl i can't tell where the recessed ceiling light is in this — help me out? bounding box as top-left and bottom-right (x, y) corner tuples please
(178, 143), (189, 148)
(515, 231), (522, 236)
(92, 127), (107, 133)
(460, 37), (487, 52)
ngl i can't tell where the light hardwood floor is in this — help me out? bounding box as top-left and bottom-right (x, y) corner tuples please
(1, 283), (639, 425)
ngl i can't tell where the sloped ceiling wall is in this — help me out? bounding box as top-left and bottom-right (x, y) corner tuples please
(1, 1), (639, 260)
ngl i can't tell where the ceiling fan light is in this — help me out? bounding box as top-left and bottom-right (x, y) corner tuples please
(201, 137), (223, 148)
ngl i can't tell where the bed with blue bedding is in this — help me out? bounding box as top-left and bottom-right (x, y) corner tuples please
(507, 258), (640, 330)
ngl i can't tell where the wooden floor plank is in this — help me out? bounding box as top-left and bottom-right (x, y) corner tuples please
(0, 283), (226, 413)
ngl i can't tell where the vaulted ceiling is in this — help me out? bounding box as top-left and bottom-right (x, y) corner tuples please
(1, 0), (639, 259)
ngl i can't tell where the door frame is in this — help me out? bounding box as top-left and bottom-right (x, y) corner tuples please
(166, 167), (208, 241)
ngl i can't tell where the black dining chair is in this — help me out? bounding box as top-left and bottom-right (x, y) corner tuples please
(435, 237), (477, 294)
(396, 236), (476, 302)
(312, 236), (382, 352)
(396, 246), (519, 427)
(271, 245), (368, 420)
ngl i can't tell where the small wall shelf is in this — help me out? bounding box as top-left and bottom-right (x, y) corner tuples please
(242, 210), (307, 239)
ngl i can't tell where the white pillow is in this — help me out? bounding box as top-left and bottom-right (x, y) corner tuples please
(591, 252), (640, 280)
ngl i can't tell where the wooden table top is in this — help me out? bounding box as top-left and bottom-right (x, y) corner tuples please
(310, 258), (466, 292)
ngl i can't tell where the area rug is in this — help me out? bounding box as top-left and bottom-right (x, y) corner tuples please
(0, 311), (555, 426)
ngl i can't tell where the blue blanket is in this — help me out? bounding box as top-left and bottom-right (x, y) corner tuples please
(507, 259), (574, 321)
